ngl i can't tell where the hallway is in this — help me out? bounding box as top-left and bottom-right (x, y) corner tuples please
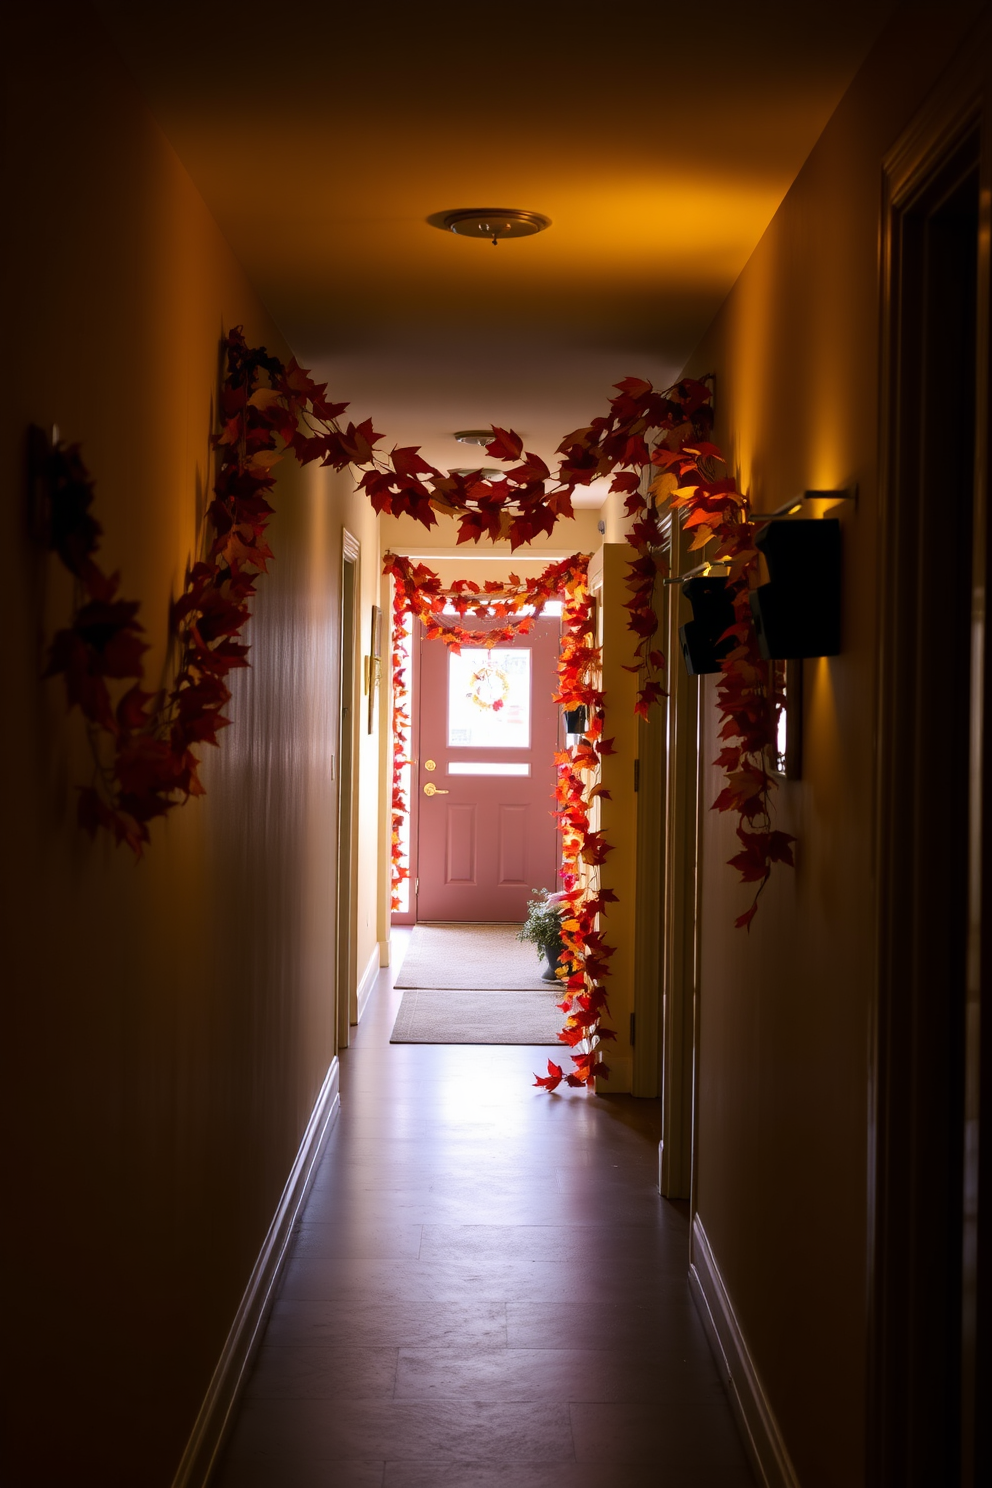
(215, 943), (754, 1487)
(12, 7), (992, 1484)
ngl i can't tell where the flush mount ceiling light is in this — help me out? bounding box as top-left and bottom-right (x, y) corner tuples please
(453, 430), (496, 446)
(427, 208), (551, 246)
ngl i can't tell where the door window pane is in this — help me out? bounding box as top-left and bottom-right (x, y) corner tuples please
(447, 761), (531, 776)
(447, 648), (531, 748)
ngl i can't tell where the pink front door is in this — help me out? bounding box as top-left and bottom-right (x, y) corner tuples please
(415, 614), (561, 922)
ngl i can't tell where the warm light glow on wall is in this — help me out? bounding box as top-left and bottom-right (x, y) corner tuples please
(807, 653), (840, 776)
(720, 228), (778, 501)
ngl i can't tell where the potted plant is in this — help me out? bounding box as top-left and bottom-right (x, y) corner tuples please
(518, 888), (566, 982)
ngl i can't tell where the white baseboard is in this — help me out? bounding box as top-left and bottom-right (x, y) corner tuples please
(689, 1214), (800, 1488)
(171, 1057), (340, 1488)
(356, 943), (380, 1021)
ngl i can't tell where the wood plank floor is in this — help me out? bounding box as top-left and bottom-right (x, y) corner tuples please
(215, 936), (755, 1488)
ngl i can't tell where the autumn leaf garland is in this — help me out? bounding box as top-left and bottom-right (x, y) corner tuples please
(41, 441), (203, 854)
(42, 330), (791, 927)
(556, 376), (796, 928)
(377, 373), (793, 927)
(387, 579), (413, 913)
(383, 551), (584, 653)
(539, 558), (617, 1089)
(384, 552), (617, 1088)
(384, 551), (584, 913)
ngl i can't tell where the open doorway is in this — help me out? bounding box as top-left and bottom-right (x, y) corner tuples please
(336, 532), (360, 1051)
(873, 103), (989, 1488)
(387, 586), (570, 1047)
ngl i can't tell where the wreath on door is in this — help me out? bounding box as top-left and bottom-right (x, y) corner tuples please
(467, 662), (510, 712)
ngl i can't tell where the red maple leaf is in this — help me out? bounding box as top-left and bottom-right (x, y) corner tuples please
(486, 427), (524, 461)
(116, 685), (155, 733)
(613, 376), (652, 397)
(391, 446), (438, 479)
(533, 1060), (564, 1091)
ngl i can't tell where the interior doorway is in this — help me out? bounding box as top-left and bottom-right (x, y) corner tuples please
(336, 532), (360, 1049)
(413, 611), (562, 923)
(873, 101), (989, 1488)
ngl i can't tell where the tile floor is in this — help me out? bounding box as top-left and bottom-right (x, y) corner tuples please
(215, 935), (755, 1488)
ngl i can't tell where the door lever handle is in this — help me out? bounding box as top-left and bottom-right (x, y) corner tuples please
(423, 783), (449, 796)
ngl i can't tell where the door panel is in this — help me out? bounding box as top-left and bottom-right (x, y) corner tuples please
(416, 614), (560, 921)
(445, 804), (477, 884)
(497, 805), (528, 886)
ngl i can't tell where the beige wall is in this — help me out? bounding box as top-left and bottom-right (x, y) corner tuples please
(682, 6), (985, 1486)
(1, 6), (378, 1483)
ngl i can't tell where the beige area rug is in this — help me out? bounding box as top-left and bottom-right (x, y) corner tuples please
(394, 922), (550, 990)
(390, 988), (563, 1045)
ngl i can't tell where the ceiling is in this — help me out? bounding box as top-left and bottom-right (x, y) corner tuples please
(94, 0), (897, 510)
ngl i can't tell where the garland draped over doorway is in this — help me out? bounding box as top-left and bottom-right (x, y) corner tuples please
(384, 552), (615, 1089)
(40, 328), (793, 928)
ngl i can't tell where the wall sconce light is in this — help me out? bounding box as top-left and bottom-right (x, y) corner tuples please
(749, 487), (856, 521)
(750, 518), (841, 659)
(665, 489), (850, 672)
(679, 574), (736, 675)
